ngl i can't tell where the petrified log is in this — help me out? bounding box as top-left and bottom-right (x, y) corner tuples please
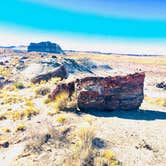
(31, 65), (68, 83)
(50, 72), (145, 111)
(50, 81), (75, 100)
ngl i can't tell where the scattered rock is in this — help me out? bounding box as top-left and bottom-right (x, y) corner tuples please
(16, 61), (25, 71)
(156, 81), (166, 90)
(43, 134), (51, 143)
(52, 55), (57, 59)
(28, 41), (65, 54)
(0, 78), (13, 88)
(0, 140), (9, 148)
(92, 137), (106, 149)
(0, 75), (5, 80)
(135, 140), (153, 151)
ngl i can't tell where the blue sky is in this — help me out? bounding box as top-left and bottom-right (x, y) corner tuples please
(1, 0), (166, 54)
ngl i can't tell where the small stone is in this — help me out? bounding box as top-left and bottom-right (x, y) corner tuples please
(0, 141), (9, 148)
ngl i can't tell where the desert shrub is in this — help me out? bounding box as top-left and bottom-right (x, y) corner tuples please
(57, 115), (66, 123)
(2, 128), (11, 133)
(35, 86), (50, 96)
(0, 113), (7, 120)
(3, 94), (22, 104)
(77, 126), (95, 149)
(63, 126), (95, 165)
(145, 95), (166, 107)
(47, 92), (69, 115)
(14, 124), (26, 133)
(6, 106), (12, 111)
(10, 111), (23, 120)
(39, 80), (47, 85)
(43, 97), (52, 104)
(0, 67), (11, 76)
(55, 91), (69, 110)
(9, 101), (39, 120)
(64, 125), (119, 166)
(24, 121), (60, 153)
(24, 98), (34, 107)
(23, 107), (39, 118)
(14, 82), (25, 89)
(94, 150), (119, 166)
(49, 77), (62, 84)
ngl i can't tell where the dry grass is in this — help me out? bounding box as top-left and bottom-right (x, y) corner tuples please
(14, 82), (25, 89)
(47, 91), (70, 115)
(24, 120), (63, 153)
(14, 124), (26, 133)
(0, 67), (11, 77)
(64, 125), (118, 166)
(57, 115), (66, 123)
(145, 95), (166, 107)
(35, 86), (50, 96)
(0, 99), (39, 121)
(0, 53), (121, 165)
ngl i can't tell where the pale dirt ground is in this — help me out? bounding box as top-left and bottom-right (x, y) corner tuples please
(67, 52), (166, 166)
(0, 52), (166, 166)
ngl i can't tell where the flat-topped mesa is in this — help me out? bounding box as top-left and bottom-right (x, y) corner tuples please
(28, 41), (65, 54)
(50, 72), (145, 111)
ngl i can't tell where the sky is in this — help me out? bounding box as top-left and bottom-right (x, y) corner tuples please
(0, 0), (166, 54)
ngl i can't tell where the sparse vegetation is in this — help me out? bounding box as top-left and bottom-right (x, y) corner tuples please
(64, 125), (118, 166)
(47, 91), (69, 115)
(57, 115), (66, 123)
(14, 124), (26, 133)
(0, 113), (7, 120)
(14, 82), (25, 89)
(145, 95), (166, 107)
(35, 86), (50, 96)
(0, 52), (165, 165)
(2, 127), (11, 133)
(0, 67), (11, 76)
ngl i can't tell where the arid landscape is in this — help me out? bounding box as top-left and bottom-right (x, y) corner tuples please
(0, 44), (165, 166)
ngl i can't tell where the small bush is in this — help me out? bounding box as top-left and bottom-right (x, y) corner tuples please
(14, 124), (26, 133)
(0, 67), (11, 76)
(43, 97), (52, 104)
(57, 115), (66, 123)
(145, 95), (166, 107)
(35, 87), (50, 96)
(55, 91), (69, 111)
(2, 128), (11, 133)
(14, 82), (25, 89)
(0, 113), (7, 120)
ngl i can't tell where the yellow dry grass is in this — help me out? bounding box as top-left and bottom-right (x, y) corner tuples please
(145, 95), (166, 107)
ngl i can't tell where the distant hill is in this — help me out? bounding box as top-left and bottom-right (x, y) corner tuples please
(28, 41), (65, 54)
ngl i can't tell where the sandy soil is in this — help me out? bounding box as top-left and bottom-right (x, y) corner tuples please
(67, 52), (166, 166)
(0, 52), (165, 166)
